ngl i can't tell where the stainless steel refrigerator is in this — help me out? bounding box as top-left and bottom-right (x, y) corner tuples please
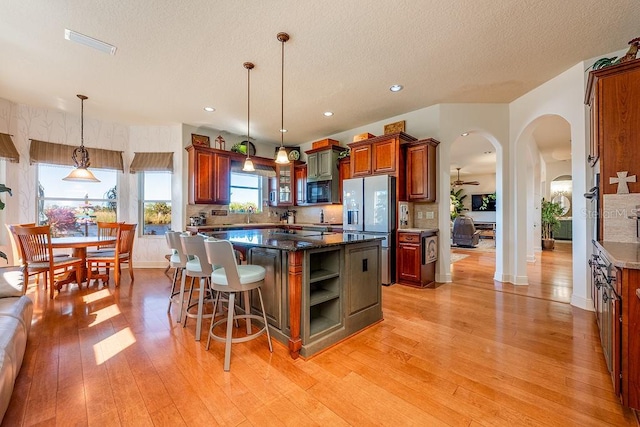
(343, 175), (396, 285)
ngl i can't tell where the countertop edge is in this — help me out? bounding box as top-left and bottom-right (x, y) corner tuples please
(594, 240), (640, 270)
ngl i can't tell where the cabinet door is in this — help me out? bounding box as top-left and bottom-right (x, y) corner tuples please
(277, 163), (294, 206)
(307, 153), (319, 180)
(406, 144), (433, 201)
(318, 150), (333, 179)
(346, 244), (380, 315)
(372, 138), (396, 174)
(248, 247), (283, 329)
(338, 158), (351, 203)
(397, 233), (421, 283)
(351, 144), (372, 177)
(213, 154), (230, 204)
(295, 164), (307, 205)
(192, 150), (215, 204)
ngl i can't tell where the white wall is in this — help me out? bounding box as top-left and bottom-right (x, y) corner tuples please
(509, 62), (590, 309)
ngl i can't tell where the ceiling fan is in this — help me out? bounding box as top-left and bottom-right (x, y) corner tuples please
(452, 167), (480, 186)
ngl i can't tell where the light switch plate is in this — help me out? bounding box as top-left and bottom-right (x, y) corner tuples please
(426, 211), (434, 219)
(417, 211), (423, 219)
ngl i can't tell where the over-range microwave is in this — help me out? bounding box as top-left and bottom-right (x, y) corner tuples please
(307, 180), (332, 204)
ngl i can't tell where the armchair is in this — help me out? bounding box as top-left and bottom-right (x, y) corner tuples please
(452, 216), (481, 247)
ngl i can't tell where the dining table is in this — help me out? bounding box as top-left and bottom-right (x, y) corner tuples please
(50, 235), (117, 286)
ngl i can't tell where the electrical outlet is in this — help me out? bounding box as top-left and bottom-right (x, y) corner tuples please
(426, 211), (434, 219)
(417, 211), (423, 219)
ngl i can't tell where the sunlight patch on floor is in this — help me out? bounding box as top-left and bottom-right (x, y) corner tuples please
(88, 304), (121, 327)
(82, 289), (111, 304)
(93, 327), (136, 364)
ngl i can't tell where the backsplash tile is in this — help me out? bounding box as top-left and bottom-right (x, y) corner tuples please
(603, 194), (640, 242)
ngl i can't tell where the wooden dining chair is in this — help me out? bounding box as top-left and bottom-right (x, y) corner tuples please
(12, 224), (84, 299)
(86, 223), (137, 287)
(86, 222), (120, 256)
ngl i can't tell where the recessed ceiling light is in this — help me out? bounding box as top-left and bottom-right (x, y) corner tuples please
(461, 132), (470, 136)
(483, 151), (492, 154)
(203, 106), (215, 112)
(389, 84), (404, 92)
(280, 129), (288, 133)
(323, 111), (334, 117)
(64, 29), (117, 55)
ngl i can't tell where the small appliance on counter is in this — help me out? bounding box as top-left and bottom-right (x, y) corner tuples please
(189, 213), (206, 226)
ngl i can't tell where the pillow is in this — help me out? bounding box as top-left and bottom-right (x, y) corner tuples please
(0, 267), (25, 298)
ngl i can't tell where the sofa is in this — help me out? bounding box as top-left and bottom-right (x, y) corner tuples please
(0, 266), (32, 422)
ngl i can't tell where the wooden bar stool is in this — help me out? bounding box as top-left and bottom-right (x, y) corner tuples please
(204, 239), (272, 371)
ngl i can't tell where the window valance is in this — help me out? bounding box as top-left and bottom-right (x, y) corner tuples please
(0, 133), (20, 163)
(29, 139), (124, 171)
(230, 160), (276, 177)
(129, 152), (174, 173)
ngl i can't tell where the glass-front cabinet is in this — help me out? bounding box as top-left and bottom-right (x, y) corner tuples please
(269, 163), (294, 207)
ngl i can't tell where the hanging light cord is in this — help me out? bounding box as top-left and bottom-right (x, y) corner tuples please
(247, 63), (251, 159)
(280, 34), (284, 148)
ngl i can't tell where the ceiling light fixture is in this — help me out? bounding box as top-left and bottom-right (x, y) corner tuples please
(389, 84), (404, 92)
(242, 62), (255, 172)
(64, 29), (117, 55)
(63, 95), (100, 182)
(323, 111), (334, 117)
(203, 106), (215, 112)
(461, 132), (470, 137)
(275, 32), (291, 165)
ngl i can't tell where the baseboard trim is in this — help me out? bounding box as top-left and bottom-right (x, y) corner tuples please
(571, 294), (594, 311)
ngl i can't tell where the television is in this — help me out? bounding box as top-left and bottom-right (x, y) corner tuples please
(471, 193), (496, 211)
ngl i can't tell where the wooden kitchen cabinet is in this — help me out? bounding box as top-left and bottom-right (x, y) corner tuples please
(586, 60), (640, 237)
(186, 145), (230, 205)
(617, 266), (640, 409)
(338, 157), (350, 202)
(269, 162), (296, 207)
(306, 145), (346, 181)
(397, 230), (438, 288)
(349, 143), (372, 177)
(406, 139), (439, 202)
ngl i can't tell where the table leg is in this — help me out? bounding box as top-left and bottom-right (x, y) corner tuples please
(72, 247), (87, 285)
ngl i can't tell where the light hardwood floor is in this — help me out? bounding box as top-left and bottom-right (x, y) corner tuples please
(3, 244), (639, 426)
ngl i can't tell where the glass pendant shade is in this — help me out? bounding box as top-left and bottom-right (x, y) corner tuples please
(64, 94), (100, 182)
(275, 32), (290, 165)
(242, 157), (255, 171)
(275, 146), (289, 164)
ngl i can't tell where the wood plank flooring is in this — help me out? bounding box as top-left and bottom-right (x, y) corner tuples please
(3, 244), (639, 426)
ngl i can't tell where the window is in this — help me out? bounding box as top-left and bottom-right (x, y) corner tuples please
(36, 164), (117, 237)
(139, 172), (172, 236)
(229, 172), (262, 212)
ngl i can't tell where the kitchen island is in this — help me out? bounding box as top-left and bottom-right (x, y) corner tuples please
(205, 228), (383, 358)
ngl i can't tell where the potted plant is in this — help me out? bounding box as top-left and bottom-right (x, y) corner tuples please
(450, 188), (467, 220)
(541, 198), (563, 250)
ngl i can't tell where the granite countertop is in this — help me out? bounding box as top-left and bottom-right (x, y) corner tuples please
(206, 228), (382, 252)
(397, 228), (439, 234)
(595, 240), (640, 269)
(187, 223), (342, 233)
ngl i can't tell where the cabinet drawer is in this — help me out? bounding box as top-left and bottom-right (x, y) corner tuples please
(398, 233), (420, 243)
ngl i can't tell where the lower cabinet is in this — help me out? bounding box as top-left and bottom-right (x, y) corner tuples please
(397, 230), (437, 288)
(305, 248), (342, 340)
(247, 247), (284, 330)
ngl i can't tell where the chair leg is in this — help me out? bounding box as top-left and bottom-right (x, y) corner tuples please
(195, 277), (206, 341)
(114, 260), (121, 287)
(243, 291), (252, 334)
(206, 290), (222, 351)
(183, 276), (196, 328)
(223, 292), (235, 371)
(177, 269), (188, 323)
(167, 267), (179, 313)
(48, 268), (55, 299)
(257, 287), (273, 352)
(128, 260), (134, 281)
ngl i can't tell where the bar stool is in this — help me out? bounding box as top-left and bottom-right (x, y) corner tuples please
(204, 239), (272, 371)
(165, 231), (188, 321)
(179, 234), (214, 341)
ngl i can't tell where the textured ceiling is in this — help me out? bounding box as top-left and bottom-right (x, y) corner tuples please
(1, 0), (638, 152)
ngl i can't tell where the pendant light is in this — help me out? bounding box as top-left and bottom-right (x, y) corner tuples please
(63, 94), (100, 182)
(275, 32), (291, 165)
(242, 62), (255, 172)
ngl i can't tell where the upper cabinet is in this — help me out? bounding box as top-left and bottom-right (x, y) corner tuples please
(338, 157), (351, 203)
(306, 145), (347, 181)
(348, 133), (416, 179)
(186, 145), (230, 205)
(295, 163), (308, 205)
(269, 162), (296, 207)
(586, 60), (640, 184)
(406, 139), (440, 202)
